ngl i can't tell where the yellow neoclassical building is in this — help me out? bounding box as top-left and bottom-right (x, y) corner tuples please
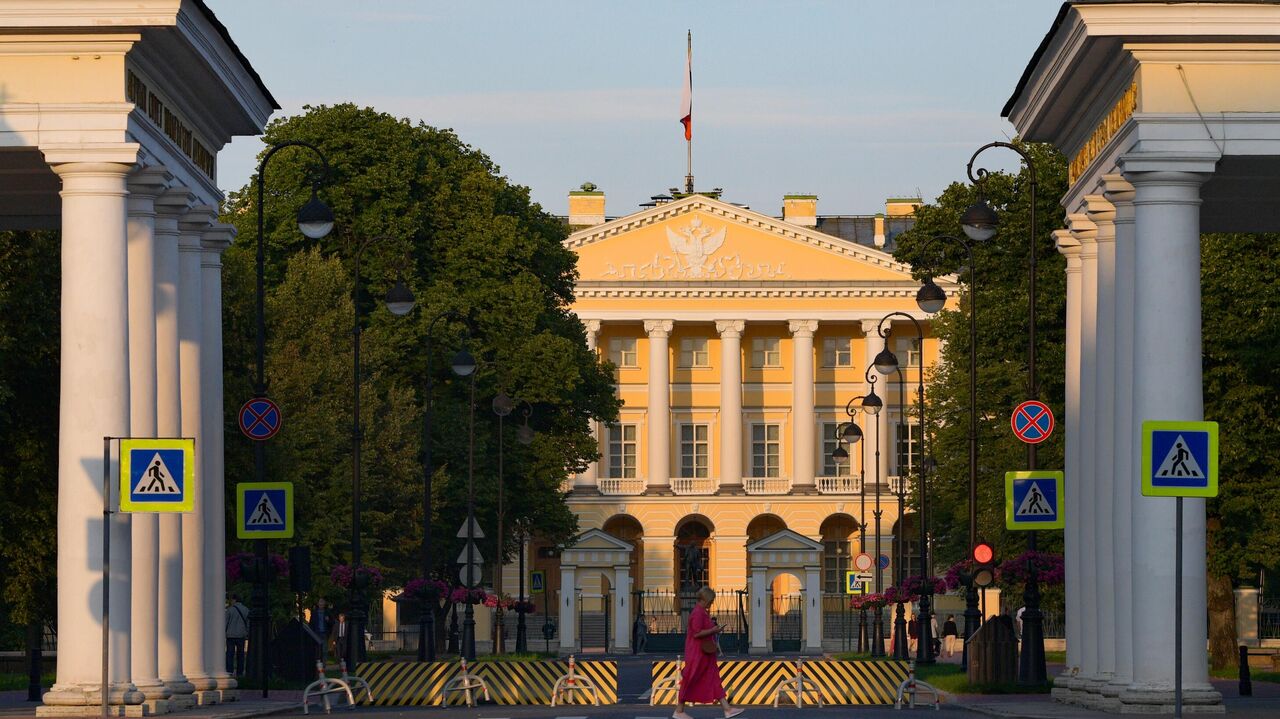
(522, 186), (957, 654)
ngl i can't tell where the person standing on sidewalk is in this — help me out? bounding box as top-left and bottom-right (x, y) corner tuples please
(225, 594), (249, 676)
(942, 614), (959, 658)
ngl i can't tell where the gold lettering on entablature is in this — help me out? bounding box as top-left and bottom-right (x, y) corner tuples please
(126, 70), (216, 180)
(1069, 81), (1138, 185)
(600, 219), (791, 281)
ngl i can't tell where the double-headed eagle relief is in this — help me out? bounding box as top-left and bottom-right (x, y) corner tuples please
(666, 217), (727, 279)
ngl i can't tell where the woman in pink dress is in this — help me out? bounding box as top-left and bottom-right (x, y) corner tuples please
(674, 586), (743, 719)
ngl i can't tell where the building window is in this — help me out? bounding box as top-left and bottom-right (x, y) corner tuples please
(896, 337), (922, 368)
(679, 424), (709, 478)
(751, 337), (782, 367)
(609, 337), (638, 368)
(823, 540), (852, 594)
(679, 337), (710, 368)
(821, 422), (852, 477)
(822, 337), (853, 367)
(894, 421), (921, 476)
(751, 423), (781, 477)
(608, 424), (637, 478)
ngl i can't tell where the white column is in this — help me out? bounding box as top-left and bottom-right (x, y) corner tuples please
(1071, 213), (1101, 697)
(43, 158), (144, 708)
(803, 566), (822, 653)
(178, 206), (216, 695)
(154, 188), (194, 702)
(1086, 194), (1119, 704)
(201, 225), (236, 693)
(716, 320), (745, 493)
(1120, 159), (1220, 710)
(789, 320), (818, 492)
(644, 320), (673, 494)
(579, 320), (601, 491)
(1053, 231), (1083, 699)
(1104, 175), (1137, 697)
(862, 320), (890, 485)
(559, 566), (577, 653)
(126, 167), (171, 704)
(749, 567), (767, 653)
(612, 566), (631, 652)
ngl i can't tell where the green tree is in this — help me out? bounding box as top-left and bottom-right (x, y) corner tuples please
(221, 104), (620, 593)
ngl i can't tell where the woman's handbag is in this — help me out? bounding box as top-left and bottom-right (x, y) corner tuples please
(700, 637), (719, 654)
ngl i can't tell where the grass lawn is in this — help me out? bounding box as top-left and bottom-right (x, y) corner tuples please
(1211, 666), (1280, 683)
(830, 654), (1052, 695)
(0, 672), (53, 691)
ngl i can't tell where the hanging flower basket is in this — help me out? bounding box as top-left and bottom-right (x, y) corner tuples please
(401, 578), (449, 603)
(331, 564), (385, 590)
(850, 592), (889, 611)
(449, 586), (492, 605)
(997, 551), (1065, 586)
(227, 552), (288, 583)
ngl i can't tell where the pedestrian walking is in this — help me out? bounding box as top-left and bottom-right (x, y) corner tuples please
(224, 594), (249, 676)
(942, 614), (959, 658)
(907, 614), (919, 654)
(310, 597), (329, 661)
(329, 611), (352, 667)
(633, 613), (649, 654)
(673, 586), (743, 719)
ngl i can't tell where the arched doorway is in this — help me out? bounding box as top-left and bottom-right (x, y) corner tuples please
(603, 514), (644, 591)
(674, 515), (714, 597)
(891, 514), (920, 583)
(746, 513), (787, 543)
(819, 514), (859, 594)
(769, 570), (804, 652)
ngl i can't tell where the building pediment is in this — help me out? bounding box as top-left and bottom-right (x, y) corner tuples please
(567, 528), (635, 552)
(746, 528), (824, 553)
(567, 195), (922, 285)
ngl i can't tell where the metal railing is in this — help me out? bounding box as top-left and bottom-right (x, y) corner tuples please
(817, 475), (863, 494)
(671, 477), (718, 495)
(744, 476), (792, 495)
(597, 477), (645, 495)
(1260, 598), (1280, 639)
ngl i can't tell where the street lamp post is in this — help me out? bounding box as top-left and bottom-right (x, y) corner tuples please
(451, 346), (480, 661)
(831, 413), (864, 654)
(862, 371), (885, 657)
(250, 141), (333, 694)
(515, 520), (531, 654)
(913, 234), (983, 669)
(490, 393), (534, 654)
(347, 235), (406, 666)
(965, 141), (1046, 685)
(874, 312), (931, 663)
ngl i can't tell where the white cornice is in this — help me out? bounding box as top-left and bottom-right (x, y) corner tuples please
(575, 287), (932, 300)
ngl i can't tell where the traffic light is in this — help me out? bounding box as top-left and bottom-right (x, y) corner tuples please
(971, 541), (996, 588)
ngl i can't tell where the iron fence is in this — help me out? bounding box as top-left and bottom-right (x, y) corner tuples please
(1261, 598), (1280, 639)
(634, 589), (746, 653)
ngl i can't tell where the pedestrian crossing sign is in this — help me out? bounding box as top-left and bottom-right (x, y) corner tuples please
(1005, 471), (1064, 530)
(119, 438), (195, 513)
(236, 482), (294, 539)
(1142, 420), (1218, 498)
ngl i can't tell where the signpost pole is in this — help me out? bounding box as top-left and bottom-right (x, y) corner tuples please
(1175, 496), (1183, 719)
(102, 437), (111, 719)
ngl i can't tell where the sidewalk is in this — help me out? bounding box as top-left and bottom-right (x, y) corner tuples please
(0, 693), (299, 719)
(951, 676), (1280, 718)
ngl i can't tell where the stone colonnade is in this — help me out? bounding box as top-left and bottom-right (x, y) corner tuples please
(1054, 159), (1221, 713)
(41, 152), (236, 714)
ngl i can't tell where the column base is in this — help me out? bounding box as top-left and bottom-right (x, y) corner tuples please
(715, 484), (745, 496)
(218, 689), (240, 702)
(42, 683), (146, 707)
(213, 673), (237, 692)
(183, 673), (216, 692)
(160, 678), (193, 698)
(132, 679), (169, 701)
(191, 690), (220, 706)
(37, 704), (167, 718)
(1119, 683), (1224, 714)
(643, 487), (674, 496)
(162, 693), (194, 711)
(790, 485), (819, 495)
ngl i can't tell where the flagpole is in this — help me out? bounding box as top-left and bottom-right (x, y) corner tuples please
(685, 30), (693, 194)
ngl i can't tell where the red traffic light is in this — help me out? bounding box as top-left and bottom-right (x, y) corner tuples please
(972, 542), (995, 565)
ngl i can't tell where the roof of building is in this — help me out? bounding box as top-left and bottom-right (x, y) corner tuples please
(192, 0), (280, 110)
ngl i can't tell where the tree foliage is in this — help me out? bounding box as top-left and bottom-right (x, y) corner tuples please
(221, 104), (620, 597)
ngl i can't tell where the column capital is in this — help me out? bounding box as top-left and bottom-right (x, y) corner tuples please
(155, 186), (196, 222)
(1069, 213), (1099, 257)
(582, 319), (602, 335)
(788, 319), (818, 337)
(1118, 152), (1216, 180)
(178, 205), (216, 252)
(860, 318), (880, 336)
(644, 319), (674, 337)
(42, 142), (140, 167)
(1102, 173), (1135, 209)
(200, 223), (236, 263)
(127, 166), (173, 202)
(715, 319), (745, 337)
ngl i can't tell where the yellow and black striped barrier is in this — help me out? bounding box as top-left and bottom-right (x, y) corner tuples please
(355, 660), (618, 706)
(649, 659), (908, 705)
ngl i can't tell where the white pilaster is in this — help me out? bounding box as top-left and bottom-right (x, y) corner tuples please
(201, 225), (236, 693)
(559, 566), (577, 653)
(803, 566), (822, 653)
(1053, 230), (1083, 700)
(749, 568), (767, 653)
(579, 319), (601, 490)
(716, 320), (745, 492)
(789, 320), (818, 492)
(178, 206), (216, 695)
(43, 159), (144, 708)
(1072, 213), (1101, 698)
(644, 320), (673, 494)
(126, 167), (171, 704)
(1104, 175), (1137, 698)
(1119, 159), (1220, 711)
(153, 189), (194, 701)
(1085, 194), (1119, 705)
(861, 320), (890, 486)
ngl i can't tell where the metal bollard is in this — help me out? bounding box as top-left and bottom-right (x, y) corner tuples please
(1239, 645), (1252, 697)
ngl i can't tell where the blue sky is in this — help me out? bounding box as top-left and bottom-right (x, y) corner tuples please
(210, 0), (1064, 217)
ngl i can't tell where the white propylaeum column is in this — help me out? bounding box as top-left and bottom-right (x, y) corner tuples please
(749, 567), (767, 653)
(789, 320), (818, 492)
(716, 320), (745, 493)
(803, 565), (822, 653)
(861, 320), (890, 487)
(178, 205), (216, 696)
(644, 320), (673, 493)
(154, 188), (195, 702)
(1120, 158), (1220, 711)
(1053, 230), (1083, 700)
(126, 167), (171, 704)
(43, 158), (144, 709)
(1085, 194), (1119, 704)
(201, 225), (236, 693)
(559, 566), (577, 653)
(1104, 175), (1137, 698)
(579, 319), (601, 490)
(1071, 213), (1101, 699)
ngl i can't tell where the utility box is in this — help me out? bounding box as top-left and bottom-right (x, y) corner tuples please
(968, 615), (1018, 685)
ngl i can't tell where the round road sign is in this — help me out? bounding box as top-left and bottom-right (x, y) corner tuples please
(853, 553), (874, 572)
(239, 397), (282, 441)
(1011, 400), (1055, 444)
(878, 554), (891, 570)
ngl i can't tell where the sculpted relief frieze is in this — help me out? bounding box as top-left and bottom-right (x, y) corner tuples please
(601, 218), (790, 281)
